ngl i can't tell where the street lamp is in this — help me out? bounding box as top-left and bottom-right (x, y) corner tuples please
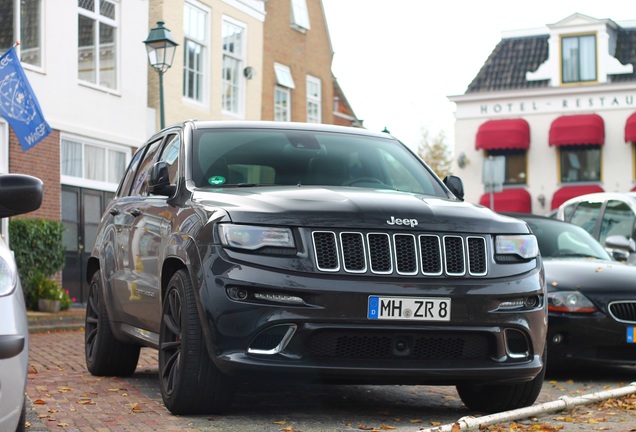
(144, 20), (178, 130)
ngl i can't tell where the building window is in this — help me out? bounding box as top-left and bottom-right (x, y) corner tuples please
(562, 34), (596, 84)
(306, 75), (321, 123)
(0, 0), (43, 67)
(559, 146), (601, 183)
(274, 87), (290, 121)
(78, 0), (118, 90)
(290, 0), (310, 31)
(222, 19), (245, 115)
(183, 2), (207, 103)
(487, 150), (527, 184)
(61, 136), (129, 189)
(274, 63), (295, 89)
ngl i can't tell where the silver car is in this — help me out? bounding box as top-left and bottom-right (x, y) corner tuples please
(0, 174), (43, 432)
(555, 192), (636, 264)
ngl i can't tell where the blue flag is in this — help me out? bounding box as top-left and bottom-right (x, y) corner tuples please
(0, 47), (51, 151)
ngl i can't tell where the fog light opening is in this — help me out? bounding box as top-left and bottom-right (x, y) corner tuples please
(552, 333), (563, 344)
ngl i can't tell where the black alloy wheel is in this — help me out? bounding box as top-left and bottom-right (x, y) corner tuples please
(158, 269), (234, 414)
(84, 271), (140, 376)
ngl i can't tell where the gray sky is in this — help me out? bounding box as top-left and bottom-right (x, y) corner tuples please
(321, 0), (634, 152)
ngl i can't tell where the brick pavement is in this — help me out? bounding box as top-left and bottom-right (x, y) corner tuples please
(26, 330), (199, 432)
(25, 317), (636, 432)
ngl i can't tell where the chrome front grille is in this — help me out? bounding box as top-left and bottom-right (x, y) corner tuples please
(609, 301), (636, 324)
(312, 231), (488, 277)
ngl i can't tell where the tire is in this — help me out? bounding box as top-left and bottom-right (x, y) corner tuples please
(159, 269), (235, 415)
(85, 271), (140, 376)
(457, 348), (546, 413)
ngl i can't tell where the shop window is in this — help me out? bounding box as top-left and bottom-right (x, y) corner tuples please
(487, 149), (527, 184)
(559, 145), (601, 183)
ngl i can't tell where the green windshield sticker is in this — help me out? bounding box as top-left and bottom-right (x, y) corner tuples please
(208, 176), (226, 185)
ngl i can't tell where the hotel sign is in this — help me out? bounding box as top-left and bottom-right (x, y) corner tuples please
(453, 89), (636, 119)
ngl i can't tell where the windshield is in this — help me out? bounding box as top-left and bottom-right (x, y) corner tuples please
(523, 217), (611, 260)
(191, 128), (447, 196)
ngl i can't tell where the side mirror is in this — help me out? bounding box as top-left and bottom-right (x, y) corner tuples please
(605, 235), (636, 262)
(443, 175), (464, 201)
(0, 174), (43, 218)
(148, 161), (175, 196)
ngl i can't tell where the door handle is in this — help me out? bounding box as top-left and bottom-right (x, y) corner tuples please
(129, 208), (142, 217)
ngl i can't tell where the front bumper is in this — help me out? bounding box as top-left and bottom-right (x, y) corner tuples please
(197, 256), (547, 385)
(548, 313), (636, 366)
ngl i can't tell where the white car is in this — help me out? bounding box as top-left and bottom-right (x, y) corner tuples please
(555, 192), (636, 265)
(0, 174), (43, 432)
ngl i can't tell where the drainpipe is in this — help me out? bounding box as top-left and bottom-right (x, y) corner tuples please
(421, 382), (636, 432)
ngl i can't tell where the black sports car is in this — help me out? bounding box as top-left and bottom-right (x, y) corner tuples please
(508, 213), (636, 369)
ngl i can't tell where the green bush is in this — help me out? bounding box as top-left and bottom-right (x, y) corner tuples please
(9, 218), (66, 309)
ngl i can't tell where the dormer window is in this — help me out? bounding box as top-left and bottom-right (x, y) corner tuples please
(561, 34), (597, 84)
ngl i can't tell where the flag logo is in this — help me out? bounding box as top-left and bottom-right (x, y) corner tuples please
(0, 47), (51, 151)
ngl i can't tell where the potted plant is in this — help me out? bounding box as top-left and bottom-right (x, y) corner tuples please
(30, 271), (71, 313)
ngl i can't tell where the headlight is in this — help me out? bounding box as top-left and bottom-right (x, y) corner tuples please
(0, 247), (18, 297)
(218, 224), (295, 250)
(495, 235), (539, 259)
(548, 291), (596, 313)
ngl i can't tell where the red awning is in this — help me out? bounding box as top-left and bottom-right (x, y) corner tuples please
(479, 188), (532, 213)
(625, 112), (636, 143)
(549, 114), (604, 146)
(476, 119), (530, 150)
(551, 185), (604, 210)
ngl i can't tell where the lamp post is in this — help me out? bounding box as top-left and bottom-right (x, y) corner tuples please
(144, 20), (178, 130)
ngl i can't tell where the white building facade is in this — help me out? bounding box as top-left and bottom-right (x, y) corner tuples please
(450, 14), (636, 215)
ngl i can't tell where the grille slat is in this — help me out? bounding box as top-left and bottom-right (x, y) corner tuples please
(311, 231), (488, 277)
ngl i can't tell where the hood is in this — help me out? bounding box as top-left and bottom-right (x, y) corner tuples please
(192, 186), (529, 234)
(544, 258), (636, 294)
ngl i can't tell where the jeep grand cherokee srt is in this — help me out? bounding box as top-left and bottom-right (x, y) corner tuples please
(85, 121), (546, 414)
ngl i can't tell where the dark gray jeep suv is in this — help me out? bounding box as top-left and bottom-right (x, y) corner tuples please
(85, 120), (546, 414)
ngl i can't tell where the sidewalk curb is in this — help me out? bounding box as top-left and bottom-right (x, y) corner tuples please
(27, 308), (85, 333)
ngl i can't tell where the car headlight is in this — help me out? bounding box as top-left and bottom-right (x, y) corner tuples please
(548, 291), (596, 313)
(0, 247), (18, 297)
(218, 224), (295, 250)
(495, 235), (539, 259)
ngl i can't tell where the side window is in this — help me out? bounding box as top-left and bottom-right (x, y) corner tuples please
(569, 200), (603, 237)
(158, 134), (181, 186)
(561, 202), (577, 222)
(130, 139), (163, 197)
(116, 147), (145, 198)
(599, 200), (636, 245)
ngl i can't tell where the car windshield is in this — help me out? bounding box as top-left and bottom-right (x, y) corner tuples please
(523, 217), (611, 260)
(191, 128), (448, 196)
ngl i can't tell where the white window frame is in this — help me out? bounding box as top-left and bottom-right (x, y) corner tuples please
(183, 1), (209, 105)
(274, 86), (291, 122)
(290, 0), (310, 31)
(306, 75), (321, 123)
(274, 62), (295, 89)
(78, 0), (120, 92)
(60, 133), (131, 192)
(221, 17), (246, 117)
(4, 0), (45, 71)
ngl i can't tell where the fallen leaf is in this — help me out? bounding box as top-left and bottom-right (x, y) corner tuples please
(57, 423), (69, 427)
(77, 400), (95, 405)
(409, 419), (423, 423)
(379, 426), (396, 430)
(34, 399), (46, 405)
(358, 425), (374, 431)
(430, 421), (442, 426)
(273, 420), (287, 425)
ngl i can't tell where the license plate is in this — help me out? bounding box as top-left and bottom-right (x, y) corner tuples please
(627, 327), (636, 343)
(367, 296), (451, 321)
